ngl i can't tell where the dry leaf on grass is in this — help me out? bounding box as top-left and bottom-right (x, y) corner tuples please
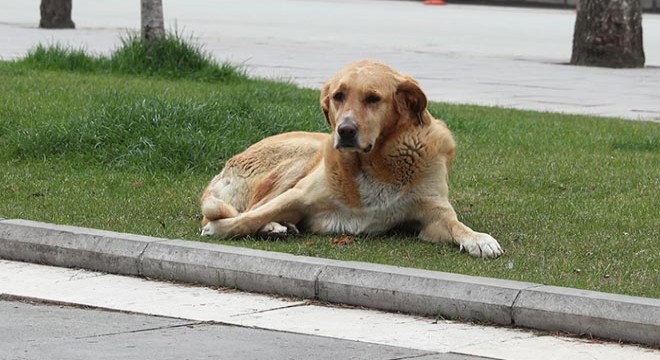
(331, 234), (355, 246)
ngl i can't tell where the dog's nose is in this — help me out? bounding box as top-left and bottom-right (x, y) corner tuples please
(337, 122), (357, 140)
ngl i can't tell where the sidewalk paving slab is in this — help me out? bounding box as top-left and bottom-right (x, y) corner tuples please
(0, 219), (659, 346)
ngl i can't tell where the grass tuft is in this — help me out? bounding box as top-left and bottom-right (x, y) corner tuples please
(15, 31), (245, 82)
(21, 44), (104, 72)
(109, 32), (243, 81)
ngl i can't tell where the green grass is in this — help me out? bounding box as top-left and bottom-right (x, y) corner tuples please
(0, 41), (658, 298)
(15, 31), (244, 82)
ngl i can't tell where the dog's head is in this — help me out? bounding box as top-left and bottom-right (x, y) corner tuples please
(321, 59), (430, 153)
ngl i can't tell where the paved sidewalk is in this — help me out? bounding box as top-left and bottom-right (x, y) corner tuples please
(1, 0), (659, 121)
(2, 260), (658, 360)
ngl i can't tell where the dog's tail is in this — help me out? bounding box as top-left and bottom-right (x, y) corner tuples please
(200, 195), (240, 225)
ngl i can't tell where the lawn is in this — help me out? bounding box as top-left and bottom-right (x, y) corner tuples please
(0, 38), (658, 298)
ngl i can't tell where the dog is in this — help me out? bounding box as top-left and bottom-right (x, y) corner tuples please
(200, 59), (503, 258)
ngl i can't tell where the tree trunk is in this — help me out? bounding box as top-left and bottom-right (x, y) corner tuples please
(39, 0), (75, 29)
(570, 0), (645, 68)
(141, 0), (165, 44)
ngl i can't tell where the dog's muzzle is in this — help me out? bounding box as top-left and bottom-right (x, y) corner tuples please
(335, 116), (372, 153)
(335, 121), (365, 152)
(335, 114), (357, 147)
(337, 121), (357, 144)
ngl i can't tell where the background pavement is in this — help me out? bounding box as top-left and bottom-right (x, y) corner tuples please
(1, 0), (659, 121)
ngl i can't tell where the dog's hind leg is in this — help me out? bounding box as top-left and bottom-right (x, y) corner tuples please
(201, 185), (308, 239)
(201, 195), (239, 222)
(200, 194), (241, 236)
(199, 171), (247, 235)
(200, 170), (301, 238)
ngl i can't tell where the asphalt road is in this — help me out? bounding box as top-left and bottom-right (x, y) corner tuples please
(3, 299), (478, 360)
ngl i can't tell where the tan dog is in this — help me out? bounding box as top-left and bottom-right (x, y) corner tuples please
(200, 60), (503, 258)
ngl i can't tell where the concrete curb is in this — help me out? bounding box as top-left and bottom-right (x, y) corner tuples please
(139, 239), (335, 299)
(1, 219), (658, 346)
(514, 285), (660, 346)
(0, 219), (163, 276)
(316, 261), (537, 325)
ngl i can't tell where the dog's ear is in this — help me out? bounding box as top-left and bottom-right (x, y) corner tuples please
(395, 78), (430, 126)
(320, 81), (332, 126)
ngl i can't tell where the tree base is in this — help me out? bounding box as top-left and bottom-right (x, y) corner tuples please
(570, 0), (645, 68)
(39, 0), (75, 29)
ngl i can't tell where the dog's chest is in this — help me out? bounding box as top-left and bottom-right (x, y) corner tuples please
(356, 172), (403, 209)
(312, 172), (413, 235)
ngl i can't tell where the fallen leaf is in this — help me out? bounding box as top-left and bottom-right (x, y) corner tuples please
(131, 182), (145, 188)
(331, 234), (354, 246)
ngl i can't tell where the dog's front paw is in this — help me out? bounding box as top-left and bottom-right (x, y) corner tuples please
(258, 222), (288, 239)
(257, 222), (299, 239)
(459, 233), (503, 258)
(282, 222), (300, 235)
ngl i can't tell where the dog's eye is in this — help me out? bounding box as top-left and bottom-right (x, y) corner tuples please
(333, 92), (345, 102)
(365, 94), (381, 104)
